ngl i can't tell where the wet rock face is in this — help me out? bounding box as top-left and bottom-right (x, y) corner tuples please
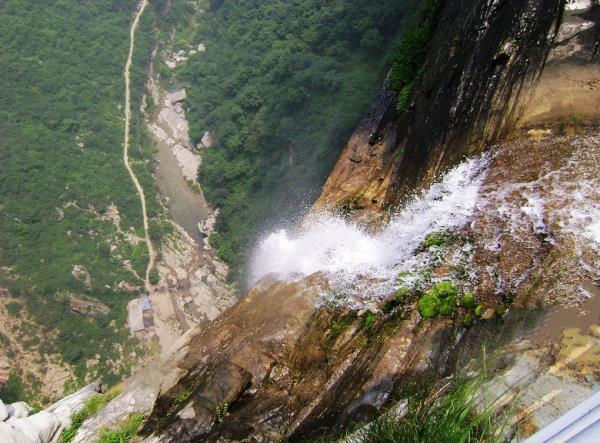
(137, 279), (460, 442)
(471, 133), (600, 308)
(317, 0), (564, 217)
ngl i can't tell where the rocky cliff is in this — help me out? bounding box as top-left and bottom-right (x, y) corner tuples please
(13, 1), (600, 442)
(315, 0), (567, 220)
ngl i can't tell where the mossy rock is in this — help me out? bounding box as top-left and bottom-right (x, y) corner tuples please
(418, 281), (458, 318)
(438, 296), (456, 316)
(363, 312), (377, 332)
(463, 313), (474, 328)
(422, 231), (450, 249)
(395, 286), (411, 300)
(460, 293), (476, 308)
(429, 281), (457, 299)
(474, 305), (485, 317)
(418, 292), (440, 318)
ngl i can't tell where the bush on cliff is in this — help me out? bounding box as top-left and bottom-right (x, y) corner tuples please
(391, 0), (446, 112)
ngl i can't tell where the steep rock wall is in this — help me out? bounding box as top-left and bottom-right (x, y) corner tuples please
(315, 0), (566, 219)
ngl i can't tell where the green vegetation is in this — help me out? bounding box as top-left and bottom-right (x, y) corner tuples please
(460, 293), (476, 309)
(172, 388), (192, 405)
(5, 301), (22, 316)
(59, 387), (123, 443)
(98, 412), (145, 443)
(463, 312), (475, 328)
(418, 281), (457, 318)
(422, 231), (450, 249)
(314, 377), (502, 443)
(167, 0), (419, 276)
(363, 312), (378, 333)
(474, 305), (485, 318)
(149, 267), (160, 285)
(359, 378), (500, 443)
(570, 114), (584, 123)
(0, 371), (25, 403)
(390, 0), (445, 112)
(0, 0), (167, 390)
(395, 286), (411, 300)
(328, 316), (353, 342)
(215, 403), (230, 424)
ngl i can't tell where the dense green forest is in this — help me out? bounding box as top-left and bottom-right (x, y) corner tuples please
(168, 0), (419, 276)
(0, 0), (168, 398)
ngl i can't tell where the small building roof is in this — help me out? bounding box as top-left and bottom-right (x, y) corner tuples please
(139, 297), (151, 311)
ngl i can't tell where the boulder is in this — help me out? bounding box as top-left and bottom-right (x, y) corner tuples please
(200, 131), (213, 148)
(0, 382), (101, 442)
(5, 411), (61, 442)
(8, 403), (31, 420)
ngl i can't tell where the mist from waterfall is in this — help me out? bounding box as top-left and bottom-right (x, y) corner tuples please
(249, 155), (490, 304)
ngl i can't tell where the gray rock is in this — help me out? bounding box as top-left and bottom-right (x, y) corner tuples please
(0, 399), (8, 422)
(8, 403), (31, 420)
(72, 366), (163, 443)
(0, 381), (100, 443)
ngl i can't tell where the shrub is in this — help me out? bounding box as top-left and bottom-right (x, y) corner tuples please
(149, 268), (159, 286)
(463, 312), (474, 328)
(5, 302), (22, 316)
(474, 305), (485, 317)
(0, 371), (25, 403)
(390, 0), (446, 113)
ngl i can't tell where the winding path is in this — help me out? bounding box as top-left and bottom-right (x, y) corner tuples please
(123, 0), (154, 290)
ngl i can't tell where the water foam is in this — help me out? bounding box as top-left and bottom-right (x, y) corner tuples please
(250, 155), (490, 304)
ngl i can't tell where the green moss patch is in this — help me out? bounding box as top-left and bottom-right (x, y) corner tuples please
(418, 281), (457, 319)
(422, 231), (451, 249)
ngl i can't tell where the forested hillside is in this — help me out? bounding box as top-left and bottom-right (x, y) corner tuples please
(0, 0), (167, 401)
(170, 0), (418, 275)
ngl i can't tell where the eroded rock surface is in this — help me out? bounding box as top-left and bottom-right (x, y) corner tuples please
(0, 382), (101, 443)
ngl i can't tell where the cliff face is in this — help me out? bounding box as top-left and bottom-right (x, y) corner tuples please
(63, 1), (600, 442)
(315, 0), (565, 219)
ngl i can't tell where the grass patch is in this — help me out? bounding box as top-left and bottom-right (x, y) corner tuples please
(59, 386), (122, 443)
(98, 412), (145, 443)
(362, 378), (501, 443)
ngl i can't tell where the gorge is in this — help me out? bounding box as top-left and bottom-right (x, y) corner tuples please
(1, 0), (600, 442)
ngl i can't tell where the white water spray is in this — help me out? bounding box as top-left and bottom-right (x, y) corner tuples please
(250, 155), (490, 305)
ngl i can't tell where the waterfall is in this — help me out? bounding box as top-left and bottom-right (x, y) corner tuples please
(250, 154), (490, 305)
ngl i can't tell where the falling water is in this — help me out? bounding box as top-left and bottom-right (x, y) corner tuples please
(250, 155), (491, 305)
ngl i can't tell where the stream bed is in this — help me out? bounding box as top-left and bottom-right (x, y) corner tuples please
(149, 89), (210, 245)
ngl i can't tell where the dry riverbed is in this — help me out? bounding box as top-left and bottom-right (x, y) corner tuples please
(125, 67), (237, 354)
